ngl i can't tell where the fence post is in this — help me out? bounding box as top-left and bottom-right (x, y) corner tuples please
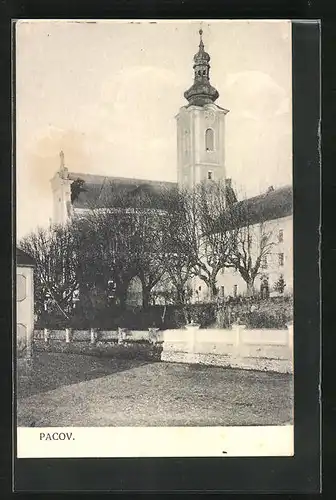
(185, 324), (200, 355)
(43, 328), (49, 344)
(90, 328), (96, 345)
(287, 323), (293, 349)
(233, 324), (240, 347)
(148, 327), (159, 345)
(118, 327), (126, 345)
(233, 324), (246, 353)
(65, 328), (71, 344)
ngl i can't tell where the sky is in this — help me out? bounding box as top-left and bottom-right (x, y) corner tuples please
(16, 20), (292, 239)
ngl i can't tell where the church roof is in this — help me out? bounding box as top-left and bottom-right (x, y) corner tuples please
(212, 185), (293, 232)
(16, 248), (35, 267)
(68, 171), (177, 210)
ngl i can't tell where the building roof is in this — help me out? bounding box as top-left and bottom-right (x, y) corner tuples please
(213, 185), (293, 231)
(16, 248), (35, 267)
(68, 171), (178, 210)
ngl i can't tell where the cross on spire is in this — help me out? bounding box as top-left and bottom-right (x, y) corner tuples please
(199, 28), (204, 50)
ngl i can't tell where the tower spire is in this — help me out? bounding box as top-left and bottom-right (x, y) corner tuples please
(199, 28), (204, 49)
(59, 150), (68, 179)
(184, 28), (219, 107)
(60, 150), (65, 170)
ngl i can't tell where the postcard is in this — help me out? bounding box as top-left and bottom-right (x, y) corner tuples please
(15, 19), (294, 460)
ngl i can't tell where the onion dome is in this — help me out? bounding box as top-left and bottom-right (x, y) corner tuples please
(184, 29), (219, 107)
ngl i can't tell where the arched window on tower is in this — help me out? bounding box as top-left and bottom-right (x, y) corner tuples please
(205, 128), (214, 151)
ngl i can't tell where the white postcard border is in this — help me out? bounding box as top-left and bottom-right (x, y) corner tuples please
(17, 425), (294, 458)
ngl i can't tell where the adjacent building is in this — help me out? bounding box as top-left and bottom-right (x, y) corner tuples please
(16, 248), (35, 365)
(192, 185), (293, 301)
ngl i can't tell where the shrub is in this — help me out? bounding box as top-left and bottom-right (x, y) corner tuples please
(35, 312), (68, 330)
(186, 303), (217, 327)
(34, 339), (163, 361)
(17, 337), (27, 358)
(34, 296), (293, 331)
(244, 310), (287, 329)
(240, 297), (292, 329)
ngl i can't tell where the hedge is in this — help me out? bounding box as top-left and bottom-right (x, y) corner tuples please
(35, 296), (293, 331)
(34, 339), (163, 361)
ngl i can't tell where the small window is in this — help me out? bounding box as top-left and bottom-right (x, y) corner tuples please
(207, 171), (213, 180)
(278, 253), (284, 266)
(261, 255), (268, 269)
(233, 285), (238, 297)
(205, 128), (214, 151)
(221, 286), (225, 297)
(203, 70), (206, 75)
(198, 286), (202, 291)
(278, 229), (284, 243)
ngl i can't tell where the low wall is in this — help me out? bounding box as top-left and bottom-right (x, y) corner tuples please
(161, 325), (293, 373)
(32, 328), (163, 362)
(34, 329), (164, 343)
(33, 325), (293, 373)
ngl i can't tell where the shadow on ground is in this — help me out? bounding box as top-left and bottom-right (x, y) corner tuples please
(17, 352), (294, 428)
(17, 352), (150, 398)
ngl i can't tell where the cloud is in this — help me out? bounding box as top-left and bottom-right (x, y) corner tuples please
(224, 70), (287, 119)
(275, 97), (291, 116)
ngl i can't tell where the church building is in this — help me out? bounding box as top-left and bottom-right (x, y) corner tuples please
(50, 29), (235, 226)
(50, 29), (292, 300)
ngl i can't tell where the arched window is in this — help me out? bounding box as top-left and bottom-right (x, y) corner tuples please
(205, 128), (214, 151)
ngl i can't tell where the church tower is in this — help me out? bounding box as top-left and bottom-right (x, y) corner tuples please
(50, 151), (73, 225)
(176, 29), (229, 189)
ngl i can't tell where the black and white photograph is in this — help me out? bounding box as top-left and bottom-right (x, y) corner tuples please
(15, 19), (294, 458)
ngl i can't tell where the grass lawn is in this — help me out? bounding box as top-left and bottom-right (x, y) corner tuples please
(17, 352), (293, 427)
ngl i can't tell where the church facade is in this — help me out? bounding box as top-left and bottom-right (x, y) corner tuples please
(50, 29), (230, 224)
(50, 29), (293, 301)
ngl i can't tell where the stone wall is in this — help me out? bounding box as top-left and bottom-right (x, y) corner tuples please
(33, 325), (293, 373)
(161, 325), (293, 373)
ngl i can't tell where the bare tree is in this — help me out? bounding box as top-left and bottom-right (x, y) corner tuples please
(19, 224), (79, 318)
(74, 208), (134, 308)
(191, 180), (236, 301)
(157, 187), (195, 304)
(77, 182), (168, 308)
(224, 199), (275, 296)
(123, 186), (167, 308)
